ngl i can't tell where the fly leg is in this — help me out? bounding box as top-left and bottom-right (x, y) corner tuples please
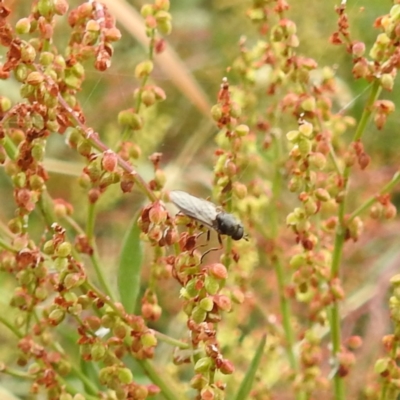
(190, 230), (210, 257)
(200, 234), (223, 263)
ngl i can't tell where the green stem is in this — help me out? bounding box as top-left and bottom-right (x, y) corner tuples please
(275, 257), (296, 368)
(86, 201), (115, 300)
(0, 237), (17, 252)
(0, 314), (23, 338)
(88, 248), (115, 300)
(330, 79), (381, 400)
(348, 171), (400, 222)
(137, 359), (184, 400)
(265, 135), (306, 399)
(86, 201), (96, 242)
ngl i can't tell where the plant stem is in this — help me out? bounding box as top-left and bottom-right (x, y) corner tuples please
(330, 79), (381, 400)
(348, 171), (400, 222)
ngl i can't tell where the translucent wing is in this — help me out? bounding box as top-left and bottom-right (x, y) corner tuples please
(169, 190), (218, 229)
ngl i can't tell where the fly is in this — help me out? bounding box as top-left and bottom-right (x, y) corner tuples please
(169, 190), (246, 241)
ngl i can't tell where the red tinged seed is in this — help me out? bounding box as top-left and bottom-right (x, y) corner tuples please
(200, 386), (215, 400)
(153, 85), (166, 101)
(155, 38), (167, 53)
(208, 263), (227, 280)
(85, 316), (101, 331)
(314, 188), (330, 202)
(351, 41), (365, 57)
(384, 203), (397, 219)
(15, 18), (31, 34)
(54, 0), (69, 15)
(352, 59), (370, 79)
(213, 294), (231, 312)
(141, 303), (162, 321)
(102, 150), (118, 172)
(358, 152), (370, 170)
(148, 202), (167, 224)
(88, 188), (100, 204)
(346, 335), (363, 350)
(219, 358), (235, 374)
(231, 288), (245, 304)
(155, 0), (170, 11)
(223, 160), (237, 177)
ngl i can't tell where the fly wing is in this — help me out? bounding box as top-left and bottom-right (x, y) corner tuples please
(169, 190), (218, 229)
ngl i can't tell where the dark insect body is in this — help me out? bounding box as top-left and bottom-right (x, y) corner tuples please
(169, 190), (245, 240)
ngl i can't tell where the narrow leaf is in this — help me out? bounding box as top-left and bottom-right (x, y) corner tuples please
(234, 334), (267, 400)
(118, 212), (143, 314)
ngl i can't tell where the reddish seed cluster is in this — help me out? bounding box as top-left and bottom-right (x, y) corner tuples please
(138, 200), (178, 247)
(67, 2), (121, 71)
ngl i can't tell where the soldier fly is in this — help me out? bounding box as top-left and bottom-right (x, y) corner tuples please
(169, 190), (246, 242)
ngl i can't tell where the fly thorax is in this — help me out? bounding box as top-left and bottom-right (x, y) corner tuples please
(216, 212), (244, 240)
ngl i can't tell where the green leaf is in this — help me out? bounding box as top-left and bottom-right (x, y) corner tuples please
(233, 334), (267, 400)
(118, 212), (143, 314)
